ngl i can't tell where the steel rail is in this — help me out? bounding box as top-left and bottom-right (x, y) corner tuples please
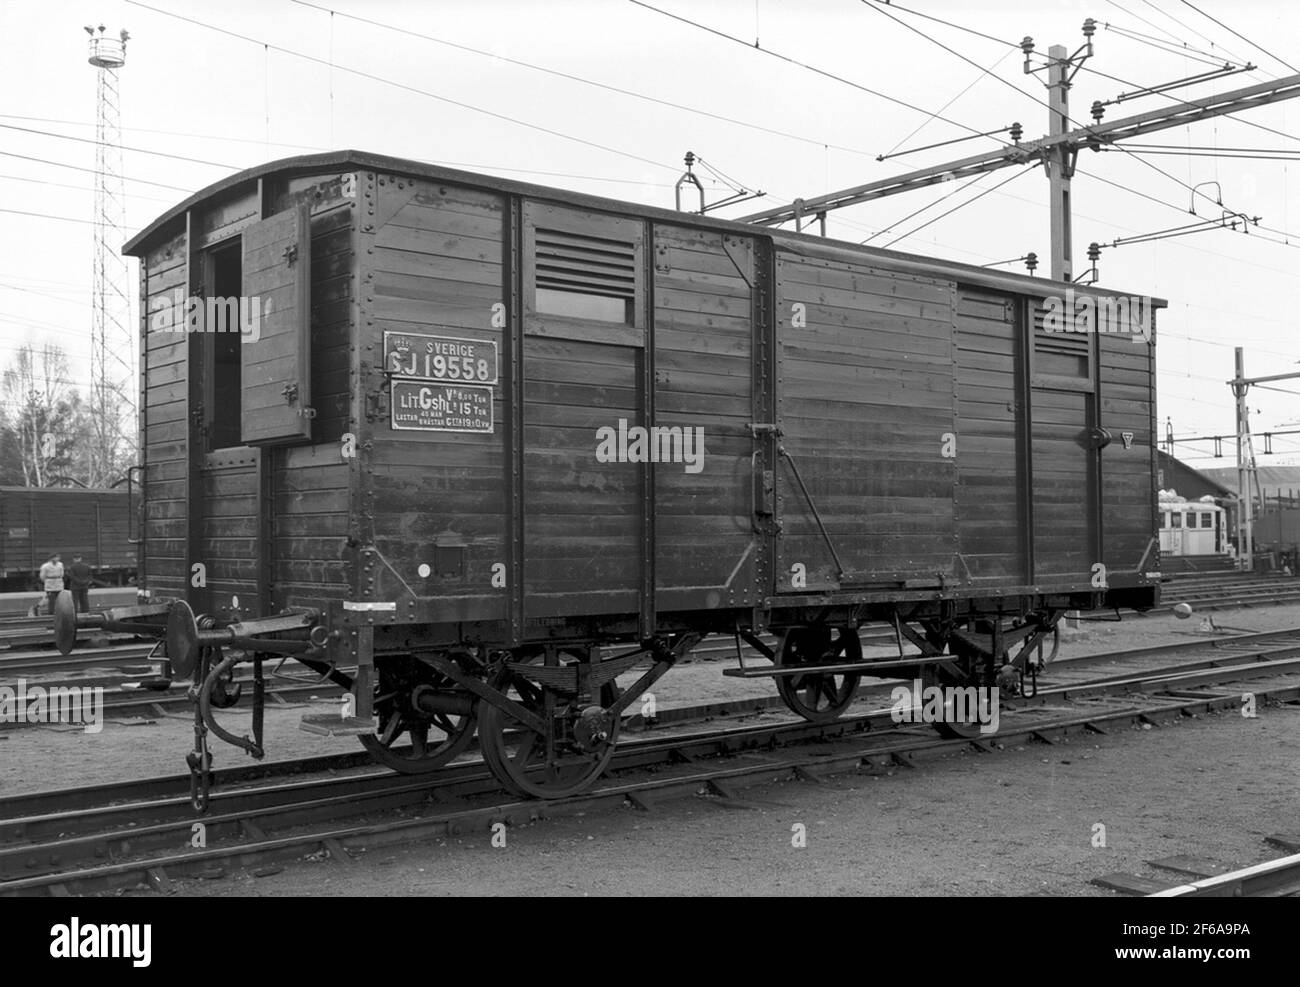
(4, 650), (1300, 895)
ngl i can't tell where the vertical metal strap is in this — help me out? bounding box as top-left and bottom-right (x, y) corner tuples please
(640, 223), (656, 640)
(506, 196), (525, 643)
(778, 445), (846, 581)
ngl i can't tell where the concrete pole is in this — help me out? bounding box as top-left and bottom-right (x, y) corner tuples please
(1234, 347), (1255, 570)
(1048, 45), (1073, 283)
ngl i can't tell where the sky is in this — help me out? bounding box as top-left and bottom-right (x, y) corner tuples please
(1, 0), (1298, 466)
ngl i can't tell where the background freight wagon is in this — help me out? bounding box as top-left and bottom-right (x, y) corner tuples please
(0, 486), (135, 592)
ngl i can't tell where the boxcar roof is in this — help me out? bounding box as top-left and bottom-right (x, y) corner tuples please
(123, 149), (1166, 305)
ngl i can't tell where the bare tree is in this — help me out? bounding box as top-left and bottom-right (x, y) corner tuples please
(0, 343), (83, 487)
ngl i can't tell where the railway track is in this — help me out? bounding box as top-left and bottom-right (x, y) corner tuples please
(0, 642), (155, 677)
(1148, 846), (1300, 897)
(4, 624), (1300, 729)
(0, 589), (138, 621)
(4, 633), (1299, 896)
(1089, 838), (1300, 897)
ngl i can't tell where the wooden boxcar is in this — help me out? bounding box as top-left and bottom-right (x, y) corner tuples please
(64, 151), (1160, 800)
(0, 486), (135, 592)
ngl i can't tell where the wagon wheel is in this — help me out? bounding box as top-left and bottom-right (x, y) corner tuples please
(775, 626), (862, 724)
(922, 661), (990, 740)
(478, 649), (620, 799)
(359, 654), (477, 774)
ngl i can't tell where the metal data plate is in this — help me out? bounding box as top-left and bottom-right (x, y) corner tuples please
(390, 380), (494, 433)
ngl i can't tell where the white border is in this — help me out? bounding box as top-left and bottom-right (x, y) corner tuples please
(390, 380), (495, 434)
(382, 330), (499, 386)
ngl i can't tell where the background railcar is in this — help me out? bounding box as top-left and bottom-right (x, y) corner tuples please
(1159, 495), (1229, 557)
(66, 150), (1162, 799)
(0, 485), (135, 593)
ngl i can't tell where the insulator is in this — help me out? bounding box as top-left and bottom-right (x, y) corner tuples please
(1025, 252), (1038, 273)
(1021, 36), (1035, 56)
(1010, 121), (1023, 142)
(1082, 18), (1096, 38)
(1091, 101), (1105, 123)
(683, 151), (696, 168)
(1087, 242), (1102, 262)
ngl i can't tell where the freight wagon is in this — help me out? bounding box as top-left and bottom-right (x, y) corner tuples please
(0, 485), (135, 593)
(58, 151), (1162, 801)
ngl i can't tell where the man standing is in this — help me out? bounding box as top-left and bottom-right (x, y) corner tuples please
(67, 553), (94, 614)
(38, 553), (64, 616)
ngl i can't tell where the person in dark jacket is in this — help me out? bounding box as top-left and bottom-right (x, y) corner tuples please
(67, 554), (95, 614)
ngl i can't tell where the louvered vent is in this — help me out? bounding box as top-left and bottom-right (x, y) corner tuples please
(1032, 299), (1091, 378)
(536, 228), (636, 299)
(1032, 301), (1089, 350)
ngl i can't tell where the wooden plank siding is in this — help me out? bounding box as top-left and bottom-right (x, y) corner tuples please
(137, 177), (360, 613)
(519, 202), (645, 617)
(652, 227), (757, 610)
(366, 179), (510, 621)
(1099, 320), (1158, 575)
(954, 289), (1025, 581)
(258, 177), (360, 610)
(271, 446), (350, 602)
(774, 250), (959, 589)
(124, 154), (1161, 638)
(0, 489), (133, 579)
(141, 230), (189, 597)
(197, 450), (260, 608)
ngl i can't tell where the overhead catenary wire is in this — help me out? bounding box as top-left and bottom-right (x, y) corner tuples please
(1106, 0), (1210, 53)
(1102, 21), (1247, 70)
(0, 208), (98, 226)
(124, 0), (678, 175)
(1075, 60), (1300, 145)
(861, 1), (1283, 244)
(0, 122), (237, 170)
(1146, 0), (1257, 62)
(0, 173), (175, 205)
(882, 49), (1018, 159)
(850, 4), (1300, 267)
(626, 1), (1015, 149)
(292, 0), (881, 158)
(4, 123), (770, 203)
(883, 165), (1035, 248)
(1098, 147), (1300, 161)
(0, 150), (194, 193)
(861, 170), (989, 243)
(1178, 0), (1300, 75)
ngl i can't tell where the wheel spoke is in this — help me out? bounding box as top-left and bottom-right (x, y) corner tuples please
(409, 723), (428, 757)
(803, 679), (820, 711)
(776, 627), (861, 724)
(379, 710), (402, 746)
(360, 656), (478, 774)
(512, 731), (539, 769)
(478, 651), (619, 798)
(820, 677), (840, 704)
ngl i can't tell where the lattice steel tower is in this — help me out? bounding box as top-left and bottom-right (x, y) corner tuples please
(86, 24), (134, 486)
